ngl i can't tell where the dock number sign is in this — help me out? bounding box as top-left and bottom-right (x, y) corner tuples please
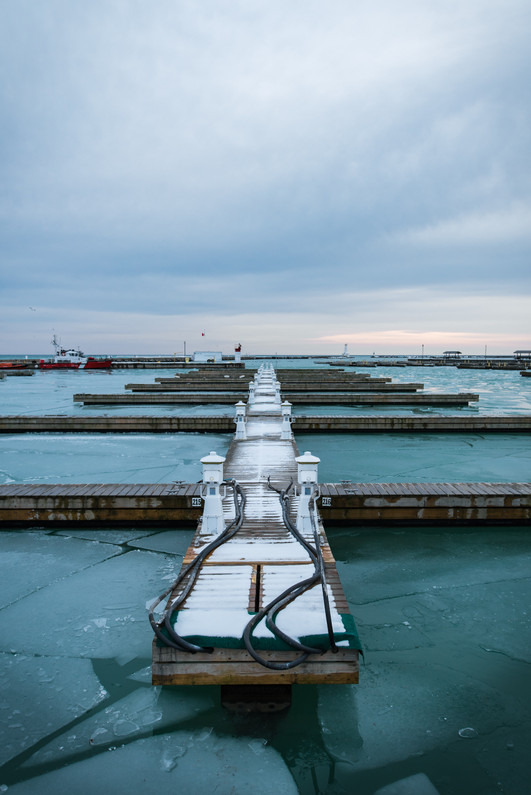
(192, 497), (202, 507)
(322, 496), (332, 507)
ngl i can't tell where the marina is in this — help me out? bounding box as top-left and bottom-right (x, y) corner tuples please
(3, 1), (531, 788)
(1, 357), (531, 793)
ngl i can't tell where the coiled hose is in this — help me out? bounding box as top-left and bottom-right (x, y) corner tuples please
(149, 478), (246, 653)
(242, 478), (337, 670)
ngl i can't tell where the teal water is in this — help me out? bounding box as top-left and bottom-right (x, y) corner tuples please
(1, 432), (529, 486)
(1, 360), (530, 794)
(0, 362), (530, 416)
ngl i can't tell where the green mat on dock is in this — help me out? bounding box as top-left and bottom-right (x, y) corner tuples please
(158, 611), (362, 652)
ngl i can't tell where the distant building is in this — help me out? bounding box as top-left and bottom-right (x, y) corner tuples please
(443, 351), (462, 359)
(193, 351), (223, 363)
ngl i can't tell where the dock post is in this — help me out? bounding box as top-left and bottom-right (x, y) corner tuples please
(295, 450), (321, 533)
(234, 401), (247, 439)
(281, 400), (292, 439)
(200, 451), (227, 534)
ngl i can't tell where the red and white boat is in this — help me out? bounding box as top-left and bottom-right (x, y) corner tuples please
(39, 336), (112, 370)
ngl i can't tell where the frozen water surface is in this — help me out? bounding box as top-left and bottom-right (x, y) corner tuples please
(0, 433), (230, 485)
(54, 528), (159, 544)
(126, 529), (194, 556)
(0, 530), (121, 609)
(296, 432), (531, 483)
(9, 732), (298, 795)
(1, 361), (531, 793)
(23, 685), (216, 768)
(1, 362), (530, 416)
(0, 548), (180, 659)
(0, 524), (529, 794)
(0, 653), (107, 767)
(2, 431), (530, 485)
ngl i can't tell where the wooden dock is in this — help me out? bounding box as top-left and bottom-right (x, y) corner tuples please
(318, 482), (531, 524)
(155, 369), (389, 382)
(2, 481), (529, 525)
(73, 391), (479, 406)
(0, 482), (200, 525)
(2, 414), (531, 434)
(126, 381), (423, 392)
(69, 365), (478, 407)
(151, 365), (360, 688)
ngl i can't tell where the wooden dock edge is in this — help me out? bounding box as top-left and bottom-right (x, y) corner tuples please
(2, 415), (531, 433)
(1, 483), (530, 526)
(152, 642), (359, 685)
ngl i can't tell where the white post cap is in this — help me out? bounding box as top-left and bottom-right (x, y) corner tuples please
(201, 451), (226, 465)
(296, 451), (320, 465)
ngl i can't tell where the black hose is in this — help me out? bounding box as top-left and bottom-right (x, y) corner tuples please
(149, 478), (246, 653)
(242, 480), (337, 669)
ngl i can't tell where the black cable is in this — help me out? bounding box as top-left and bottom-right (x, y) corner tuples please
(242, 480), (337, 669)
(149, 478), (246, 653)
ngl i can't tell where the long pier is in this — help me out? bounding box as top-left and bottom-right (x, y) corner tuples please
(126, 381), (423, 392)
(2, 415), (531, 433)
(151, 365), (360, 689)
(67, 365), (479, 406)
(73, 391), (479, 406)
(2, 481), (529, 525)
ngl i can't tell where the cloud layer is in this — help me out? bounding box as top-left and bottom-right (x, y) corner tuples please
(1, 0), (530, 354)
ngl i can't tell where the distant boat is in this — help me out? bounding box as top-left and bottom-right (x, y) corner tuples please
(38, 335), (112, 370)
(0, 361), (29, 370)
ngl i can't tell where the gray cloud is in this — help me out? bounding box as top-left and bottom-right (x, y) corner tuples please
(1, 0), (530, 353)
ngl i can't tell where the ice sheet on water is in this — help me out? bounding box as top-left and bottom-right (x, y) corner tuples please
(24, 685), (216, 768)
(127, 664), (152, 683)
(317, 685), (363, 764)
(444, 578), (531, 664)
(127, 529), (195, 556)
(10, 731), (298, 794)
(54, 528), (158, 544)
(317, 660), (526, 771)
(476, 726), (531, 795)
(334, 527), (531, 605)
(0, 531), (121, 610)
(374, 772), (440, 795)
(0, 549), (178, 659)
(294, 432), (531, 483)
(0, 433), (230, 485)
(0, 653), (107, 767)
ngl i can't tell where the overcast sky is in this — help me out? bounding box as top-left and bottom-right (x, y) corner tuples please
(1, 0), (530, 355)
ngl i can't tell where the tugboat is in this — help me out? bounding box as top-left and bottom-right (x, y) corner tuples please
(38, 335), (112, 370)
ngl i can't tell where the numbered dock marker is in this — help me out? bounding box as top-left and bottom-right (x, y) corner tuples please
(192, 497), (202, 507)
(322, 496), (332, 507)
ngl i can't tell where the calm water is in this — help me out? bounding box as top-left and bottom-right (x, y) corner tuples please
(1, 360), (530, 794)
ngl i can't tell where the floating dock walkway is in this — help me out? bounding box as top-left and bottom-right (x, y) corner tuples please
(150, 365), (361, 690)
(72, 366), (479, 407)
(74, 392), (478, 406)
(2, 415), (531, 434)
(2, 481), (530, 525)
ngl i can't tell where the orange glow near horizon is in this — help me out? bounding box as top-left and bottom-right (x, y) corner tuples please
(315, 330), (531, 354)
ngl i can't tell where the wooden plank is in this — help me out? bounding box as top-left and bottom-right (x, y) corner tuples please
(152, 642), (358, 685)
(4, 413), (531, 433)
